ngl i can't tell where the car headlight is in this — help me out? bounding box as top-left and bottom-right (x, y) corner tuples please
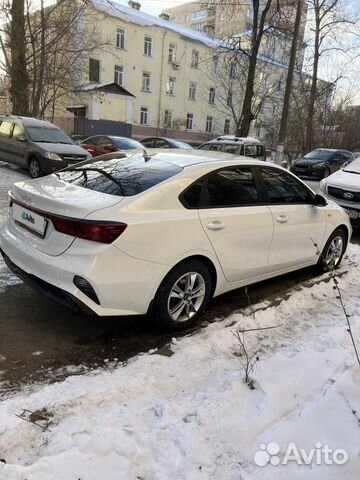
(46, 152), (62, 161)
(319, 179), (327, 193)
(313, 162), (326, 169)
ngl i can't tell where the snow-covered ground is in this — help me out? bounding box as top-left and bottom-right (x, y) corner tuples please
(0, 163), (26, 291)
(0, 243), (359, 479)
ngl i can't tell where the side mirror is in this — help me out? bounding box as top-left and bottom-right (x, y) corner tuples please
(16, 135), (26, 142)
(314, 193), (327, 207)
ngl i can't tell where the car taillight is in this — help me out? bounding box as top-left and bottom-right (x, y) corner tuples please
(49, 216), (127, 244)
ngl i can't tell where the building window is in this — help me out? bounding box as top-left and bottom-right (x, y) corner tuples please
(230, 63), (237, 80)
(186, 113), (194, 130)
(116, 28), (125, 49)
(144, 36), (153, 56)
(164, 110), (173, 128)
(140, 107), (149, 125)
(188, 82), (196, 100)
(191, 22), (206, 31)
(114, 64), (124, 85)
(142, 71), (151, 92)
(208, 87), (215, 104)
(168, 43), (177, 63)
(227, 90), (233, 107)
(206, 116), (213, 133)
(255, 126), (261, 137)
(224, 119), (231, 134)
(191, 9), (207, 19)
(89, 58), (100, 83)
(166, 76), (176, 95)
(191, 50), (199, 68)
(212, 55), (219, 74)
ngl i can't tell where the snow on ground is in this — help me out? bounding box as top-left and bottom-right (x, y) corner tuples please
(0, 244), (359, 480)
(0, 163), (26, 291)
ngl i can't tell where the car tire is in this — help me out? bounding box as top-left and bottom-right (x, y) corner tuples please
(28, 157), (41, 178)
(152, 260), (212, 331)
(317, 228), (347, 273)
(323, 167), (330, 179)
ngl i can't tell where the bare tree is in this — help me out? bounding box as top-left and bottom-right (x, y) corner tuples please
(0, 0), (106, 119)
(304, 0), (355, 151)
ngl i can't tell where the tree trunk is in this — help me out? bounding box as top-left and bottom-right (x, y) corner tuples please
(278, 0), (303, 144)
(9, 0), (29, 115)
(305, 17), (320, 152)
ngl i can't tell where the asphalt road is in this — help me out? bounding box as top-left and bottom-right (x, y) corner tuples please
(0, 162), (359, 396)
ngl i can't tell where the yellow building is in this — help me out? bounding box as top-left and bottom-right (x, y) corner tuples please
(62, 0), (296, 143)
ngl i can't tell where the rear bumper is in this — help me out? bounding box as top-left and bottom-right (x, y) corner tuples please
(1, 248), (94, 314)
(290, 167), (326, 179)
(0, 220), (168, 316)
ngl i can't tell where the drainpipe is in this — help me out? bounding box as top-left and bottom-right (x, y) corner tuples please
(157, 29), (167, 135)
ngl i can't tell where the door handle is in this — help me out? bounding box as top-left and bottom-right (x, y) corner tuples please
(206, 220), (225, 231)
(276, 215), (288, 224)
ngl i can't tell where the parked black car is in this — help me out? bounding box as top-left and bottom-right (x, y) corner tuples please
(290, 149), (355, 180)
(140, 137), (193, 149)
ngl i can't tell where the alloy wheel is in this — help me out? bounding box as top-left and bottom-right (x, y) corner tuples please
(325, 235), (344, 269)
(167, 272), (206, 323)
(29, 160), (40, 178)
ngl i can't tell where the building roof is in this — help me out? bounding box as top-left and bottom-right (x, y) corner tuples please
(79, 82), (136, 97)
(90, 0), (219, 47)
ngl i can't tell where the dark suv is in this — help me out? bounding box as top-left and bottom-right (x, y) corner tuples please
(290, 149), (355, 179)
(0, 116), (90, 178)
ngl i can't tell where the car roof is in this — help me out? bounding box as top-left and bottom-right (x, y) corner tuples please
(140, 149), (274, 168)
(0, 115), (57, 128)
(203, 136), (263, 145)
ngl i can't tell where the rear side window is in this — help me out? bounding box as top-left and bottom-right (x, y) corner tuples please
(223, 144), (240, 154)
(260, 167), (313, 204)
(198, 143), (211, 150)
(56, 155), (183, 197)
(0, 121), (12, 136)
(205, 168), (259, 207)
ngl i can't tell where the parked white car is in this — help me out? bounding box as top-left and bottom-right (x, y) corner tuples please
(0, 150), (351, 330)
(320, 158), (360, 224)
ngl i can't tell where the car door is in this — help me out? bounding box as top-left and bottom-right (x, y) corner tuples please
(257, 166), (328, 270)
(141, 138), (155, 148)
(196, 166), (274, 282)
(10, 122), (27, 166)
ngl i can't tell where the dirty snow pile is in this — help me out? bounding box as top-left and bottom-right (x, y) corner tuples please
(1, 246), (360, 480)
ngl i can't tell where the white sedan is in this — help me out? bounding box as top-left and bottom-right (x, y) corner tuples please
(320, 158), (360, 224)
(0, 150), (352, 330)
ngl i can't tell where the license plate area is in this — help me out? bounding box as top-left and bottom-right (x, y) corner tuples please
(12, 203), (48, 238)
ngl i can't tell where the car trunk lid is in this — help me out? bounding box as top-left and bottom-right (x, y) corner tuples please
(8, 175), (124, 256)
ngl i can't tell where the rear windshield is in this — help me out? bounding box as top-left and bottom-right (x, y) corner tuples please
(27, 126), (73, 144)
(56, 155), (183, 196)
(304, 150), (332, 161)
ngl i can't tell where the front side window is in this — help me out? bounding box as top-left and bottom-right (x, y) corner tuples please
(260, 167), (313, 204)
(186, 113), (194, 130)
(205, 116), (213, 133)
(114, 65), (124, 85)
(144, 36), (153, 56)
(140, 107), (149, 125)
(12, 123), (25, 139)
(116, 28), (125, 49)
(204, 167), (259, 207)
(142, 71), (151, 92)
(166, 76), (176, 95)
(223, 144), (239, 154)
(89, 58), (100, 82)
